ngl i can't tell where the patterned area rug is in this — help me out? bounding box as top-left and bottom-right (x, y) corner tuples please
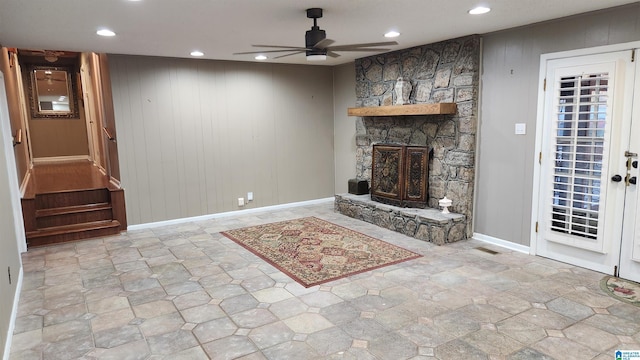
(221, 217), (422, 287)
(600, 276), (640, 307)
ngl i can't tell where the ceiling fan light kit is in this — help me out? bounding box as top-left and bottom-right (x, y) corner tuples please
(306, 54), (327, 61)
(233, 7), (398, 62)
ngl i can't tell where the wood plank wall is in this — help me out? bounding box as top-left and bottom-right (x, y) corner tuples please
(475, 4), (640, 246)
(108, 56), (335, 225)
(0, 48), (29, 187)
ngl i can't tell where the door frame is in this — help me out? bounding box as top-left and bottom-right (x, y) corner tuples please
(619, 52), (640, 282)
(530, 41), (640, 257)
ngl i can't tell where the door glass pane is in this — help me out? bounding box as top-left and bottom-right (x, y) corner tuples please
(551, 73), (608, 239)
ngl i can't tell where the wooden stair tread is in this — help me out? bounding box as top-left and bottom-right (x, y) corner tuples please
(35, 188), (111, 210)
(26, 220), (121, 238)
(36, 202), (112, 217)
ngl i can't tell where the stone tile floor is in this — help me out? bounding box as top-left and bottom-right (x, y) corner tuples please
(9, 200), (640, 359)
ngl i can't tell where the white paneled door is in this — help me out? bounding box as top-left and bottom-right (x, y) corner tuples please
(536, 49), (640, 283)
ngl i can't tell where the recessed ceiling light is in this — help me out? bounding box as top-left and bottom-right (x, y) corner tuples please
(190, 51), (204, 57)
(384, 31), (400, 38)
(96, 29), (116, 37)
(254, 55), (267, 60)
(469, 6), (491, 15)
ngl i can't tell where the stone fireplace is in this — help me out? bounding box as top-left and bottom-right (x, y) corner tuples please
(335, 35), (480, 245)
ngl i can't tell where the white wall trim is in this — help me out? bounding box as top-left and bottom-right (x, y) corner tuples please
(539, 41), (640, 63)
(473, 232), (531, 254)
(32, 155), (90, 164)
(127, 197), (335, 231)
(3, 266), (23, 360)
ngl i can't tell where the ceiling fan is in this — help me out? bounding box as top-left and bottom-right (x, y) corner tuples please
(20, 49), (66, 62)
(234, 8), (398, 61)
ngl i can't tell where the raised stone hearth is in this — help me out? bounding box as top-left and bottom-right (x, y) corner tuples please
(335, 194), (466, 245)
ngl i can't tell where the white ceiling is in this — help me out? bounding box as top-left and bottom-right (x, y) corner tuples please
(0, 0), (637, 66)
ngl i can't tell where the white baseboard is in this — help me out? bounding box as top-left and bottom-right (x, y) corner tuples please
(3, 266), (23, 360)
(472, 232), (531, 254)
(32, 155), (90, 164)
(127, 197), (335, 231)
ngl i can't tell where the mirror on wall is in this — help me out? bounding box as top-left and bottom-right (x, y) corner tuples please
(26, 64), (80, 118)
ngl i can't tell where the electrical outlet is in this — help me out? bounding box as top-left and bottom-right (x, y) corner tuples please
(247, 192), (254, 201)
(238, 197), (245, 207)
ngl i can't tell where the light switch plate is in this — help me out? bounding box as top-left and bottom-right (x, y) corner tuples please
(515, 123), (526, 135)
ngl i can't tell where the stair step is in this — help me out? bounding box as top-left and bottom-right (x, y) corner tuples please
(36, 188), (110, 210)
(36, 203), (114, 229)
(26, 220), (121, 247)
(36, 202), (112, 217)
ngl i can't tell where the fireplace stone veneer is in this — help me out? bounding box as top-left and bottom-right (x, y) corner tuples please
(336, 35), (479, 244)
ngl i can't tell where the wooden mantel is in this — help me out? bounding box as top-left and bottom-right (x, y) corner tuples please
(347, 103), (457, 117)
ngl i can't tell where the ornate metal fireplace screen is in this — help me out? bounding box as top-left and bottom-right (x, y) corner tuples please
(371, 144), (429, 208)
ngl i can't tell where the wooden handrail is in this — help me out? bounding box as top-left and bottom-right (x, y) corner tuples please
(102, 127), (115, 141)
(13, 129), (22, 146)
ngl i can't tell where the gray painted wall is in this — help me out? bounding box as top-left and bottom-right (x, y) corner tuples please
(109, 56), (336, 225)
(0, 72), (24, 358)
(333, 63), (356, 194)
(476, 4), (640, 245)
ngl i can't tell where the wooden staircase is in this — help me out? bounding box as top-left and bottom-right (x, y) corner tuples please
(21, 161), (126, 248)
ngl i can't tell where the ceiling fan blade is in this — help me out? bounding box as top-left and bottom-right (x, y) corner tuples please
(233, 48), (307, 55)
(313, 38), (335, 49)
(328, 48), (393, 52)
(273, 51), (306, 59)
(327, 41), (398, 51)
(327, 51), (341, 58)
(252, 45), (307, 50)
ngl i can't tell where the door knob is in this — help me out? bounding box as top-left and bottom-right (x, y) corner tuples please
(630, 176), (637, 185)
(612, 175), (623, 182)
